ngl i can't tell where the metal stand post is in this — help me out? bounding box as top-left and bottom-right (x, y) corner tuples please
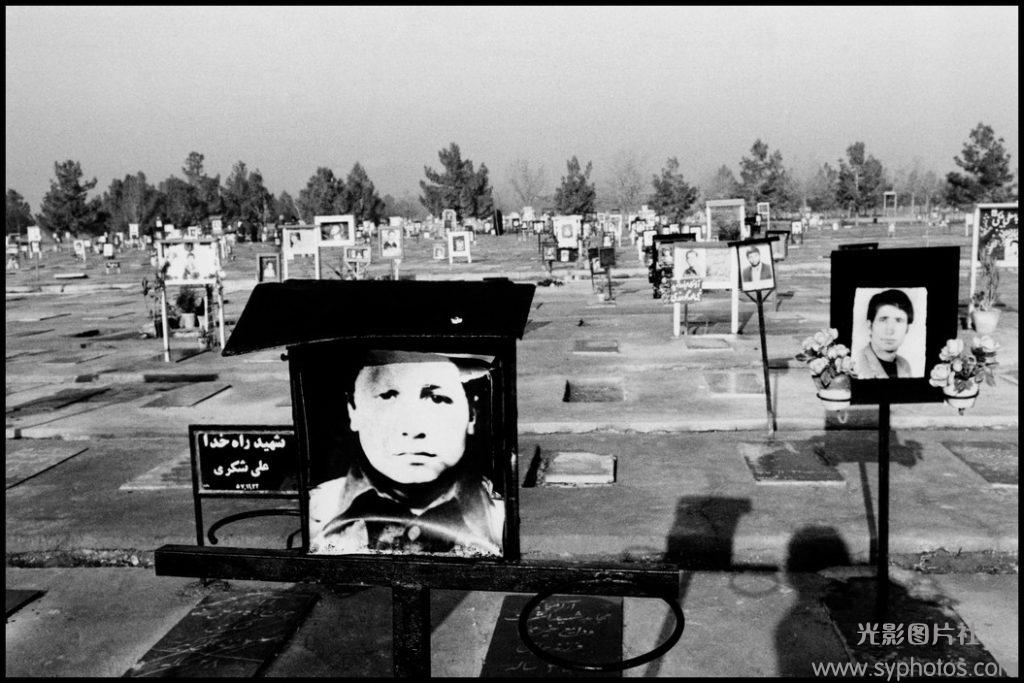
(160, 288), (171, 363)
(392, 583), (431, 677)
(876, 401), (891, 619)
(755, 290), (777, 433)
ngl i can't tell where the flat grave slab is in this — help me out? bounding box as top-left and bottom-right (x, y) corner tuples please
(83, 312), (134, 321)
(572, 339), (619, 353)
(5, 442), (90, 488)
(704, 371), (765, 395)
(53, 272), (88, 280)
(124, 588), (318, 677)
(11, 328), (54, 337)
(42, 353), (110, 365)
(94, 330), (144, 341)
(563, 380), (624, 403)
(480, 594), (622, 678)
(5, 387), (111, 418)
(12, 313), (69, 322)
(140, 382), (231, 408)
(5, 589), (45, 617)
(119, 450), (192, 490)
(541, 451), (616, 486)
(5, 349), (46, 360)
(522, 320), (552, 335)
(739, 441), (844, 485)
(149, 348), (211, 363)
(684, 337), (732, 350)
(941, 441), (1018, 487)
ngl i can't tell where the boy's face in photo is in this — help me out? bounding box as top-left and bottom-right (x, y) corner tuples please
(868, 304), (909, 354)
(348, 360), (473, 484)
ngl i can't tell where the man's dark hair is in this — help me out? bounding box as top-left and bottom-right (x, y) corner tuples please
(866, 288), (914, 325)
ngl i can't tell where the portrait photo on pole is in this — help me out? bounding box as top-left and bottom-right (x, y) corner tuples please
(314, 214), (356, 247)
(380, 227), (403, 259)
(257, 254), (281, 283)
(730, 238), (775, 292)
(282, 227), (317, 259)
(302, 347), (509, 558)
(158, 239), (221, 284)
(830, 246), (959, 404)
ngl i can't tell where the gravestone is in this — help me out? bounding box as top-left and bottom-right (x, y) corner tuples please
(738, 442), (844, 484)
(704, 371), (764, 395)
(141, 383), (231, 408)
(941, 442), (1018, 487)
(541, 452), (616, 486)
(5, 442), (90, 488)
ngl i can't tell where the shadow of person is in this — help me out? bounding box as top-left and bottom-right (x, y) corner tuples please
(775, 526), (853, 676)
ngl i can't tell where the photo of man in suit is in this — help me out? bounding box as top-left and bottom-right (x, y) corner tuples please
(741, 246), (771, 283)
(853, 288), (920, 379)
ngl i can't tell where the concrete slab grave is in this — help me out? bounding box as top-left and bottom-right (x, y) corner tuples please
(563, 380), (624, 403)
(5, 442), (90, 488)
(119, 450), (194, 490)
(573, 339), (619, 353)
(480, 594), (622, 677)
(941, 442), (1018, 487)
(140, 382), (231, 408)
(124, 588), (319, 677)
(704, 371), (765, 395)
(684, 337), (731, 350)
(541, 451), (616, 486)
(5, 590), (45, 618)
(739, 441), (845, 484)
(5, 387), (110, 418)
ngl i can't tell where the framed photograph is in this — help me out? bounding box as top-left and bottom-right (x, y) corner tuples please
(532, 220), (546, 235)
(314, 214), (356, 247)
(558, 248), (577, 263)
(282, 227), (318, 259)
(157, 239), (221, 284)
(380, 227), (403, 259)
(542, 244), (557, 262)
(448, 230), (472, 263)
(642, 229), (657, 248)
(441, 209), (458, 231)
(766, 229), (789, 260)
(301, 347), (511, 558)
(257, 253), (281, 282)
(346, 246), (372, 263)
(432, 243), (446, 261)
(73, 240), (86, 258)
(186, 225), (201, 238)
(553, 215), (581, 248)
(672, 242), (733, 290)
(730, 238), (775, 292)
(831, 247), (959, 404)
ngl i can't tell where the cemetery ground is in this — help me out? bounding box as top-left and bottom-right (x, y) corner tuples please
(5, 222), (1018, 677)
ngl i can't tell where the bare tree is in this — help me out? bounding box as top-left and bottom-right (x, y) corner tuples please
(602, 151), (647, 214)
(506, 159), (548, 210)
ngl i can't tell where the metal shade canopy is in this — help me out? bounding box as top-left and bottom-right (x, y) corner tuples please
(222, 279), (536, 356)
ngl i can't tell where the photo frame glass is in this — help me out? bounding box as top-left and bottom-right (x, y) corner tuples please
(283, 228), (317, 258)
(448, 231), (471, 257)
(380, 227), (403, 259)
(158, 240), (220, 283)
(732, 239), (775, 292)
(315, 215), (356, 246)
(302, 347), (511, 558)
(257, 254), (280, 282)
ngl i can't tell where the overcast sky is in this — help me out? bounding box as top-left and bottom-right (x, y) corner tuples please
(5, 5), (1019, 211)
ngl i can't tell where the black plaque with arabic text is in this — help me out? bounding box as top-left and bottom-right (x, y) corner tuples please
(190, 425), (298, 496)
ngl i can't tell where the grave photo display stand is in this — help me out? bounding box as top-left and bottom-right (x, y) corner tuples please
(155, 280), (684, 677)
(155, 238), (227, 361)
(830, 246), (959, 617)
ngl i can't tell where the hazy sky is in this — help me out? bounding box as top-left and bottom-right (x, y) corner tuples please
(5, 5), (1019, 212)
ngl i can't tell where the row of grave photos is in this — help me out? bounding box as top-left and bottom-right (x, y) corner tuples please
(183, 204), (1016, 563)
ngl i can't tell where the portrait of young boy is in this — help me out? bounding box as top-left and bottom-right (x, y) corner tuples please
(307, 349), (505, 557)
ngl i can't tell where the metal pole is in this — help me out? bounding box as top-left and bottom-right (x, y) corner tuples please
(673, 302), (681, 337)
(217, 286), (226, 349)
(392, 583), (430, 678)
(756, 291), (777, 433)
(160, 288), (171, 363)
(876, 402), (891, 618)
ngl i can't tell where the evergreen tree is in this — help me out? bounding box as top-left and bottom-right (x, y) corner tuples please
(944, 123), (1015, 206)
(704, 165), (741, 200)
(297, 167), (345, 223)
(273, 191), (300, 224)
(738, 139), (795, 210)
(648, 157), (699, 223)
(37, 160), (103, 236)
(182, 151), (222, 217)
(419, 143), (494, 220)
(6, 189), (34, 235)
(102, 172), (160, 234)
(156, 176), (203, 228)
(553, 156), (596, 215)
(221, 161), (273, 226)
(803, 163), (840, 212)
(835, 142), (886, 215)
(342, 163), (386, 225)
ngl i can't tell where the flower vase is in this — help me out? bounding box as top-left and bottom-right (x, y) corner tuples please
(971, 309), (1001, 335)
(943, 384), (979, 415)
(816, 375), (852, 411)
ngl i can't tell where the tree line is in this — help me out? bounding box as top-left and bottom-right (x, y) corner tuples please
(5, 123), (1016, 237)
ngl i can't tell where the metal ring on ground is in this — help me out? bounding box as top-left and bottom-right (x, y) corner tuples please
(517, 578), (684, 672)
